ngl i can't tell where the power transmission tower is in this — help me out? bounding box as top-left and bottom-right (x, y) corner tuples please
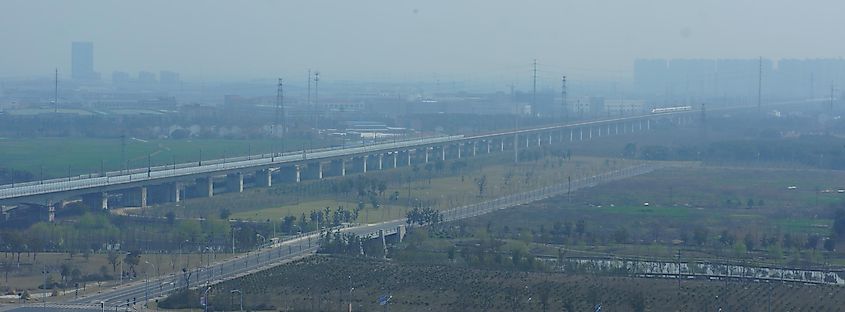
(757, 57), (763, 110)
(307, 69), (312, 128)
(275, 78), (285, 154)
(561, 76), (567, 120)
(532, 59), (537, 113)
(314, 72), (320, 133)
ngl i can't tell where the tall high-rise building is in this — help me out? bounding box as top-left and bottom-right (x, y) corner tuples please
(71, 41), (98, 80)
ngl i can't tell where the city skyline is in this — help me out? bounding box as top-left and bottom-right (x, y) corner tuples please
(2, 0), (845, 82)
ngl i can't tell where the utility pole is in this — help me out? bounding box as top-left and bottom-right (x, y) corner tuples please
(307, 69), (312, 135)
(121, 133), (127, 173)
(561, 75), (567, 120)
(830, 84), (835, 113)
(757, 57), (763, 110)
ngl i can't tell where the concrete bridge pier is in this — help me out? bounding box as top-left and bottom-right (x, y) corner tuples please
(318, 162), (324, 178)
(500, 139), (505, 152)
(379, 229), (387, 258)
(226, 173), (244, 193)
(378, 154), (384, 170)
(393, 152), (399, 168)
(537, 134), (541, 147)
(406, 149), (413, 166)
(457, 144), (462, 159)
(424, 148), (430, 163)
(82, 192), (109, 210)
(396, 225), (406, 242)
(579, 128), (584, 141)
(472, 142), (478, 156)
(172, 183), (182, 202)
(487, 141), (492, 154)
(47, 200), (56, 222)
(441, 145), (447, 161)
(140, 186), (148, 207)
(197, 177), (214, 197)
(256, 169), (273, 187)
(570, 129), (574, 141)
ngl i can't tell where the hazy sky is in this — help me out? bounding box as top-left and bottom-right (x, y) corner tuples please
(1, 0), (843, 82)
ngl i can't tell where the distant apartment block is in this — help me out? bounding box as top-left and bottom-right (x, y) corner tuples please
(71, 41), (99, 80)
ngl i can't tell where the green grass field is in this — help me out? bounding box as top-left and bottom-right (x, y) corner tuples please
(0, 137), (332, 179)
(147, 157), (628, 223)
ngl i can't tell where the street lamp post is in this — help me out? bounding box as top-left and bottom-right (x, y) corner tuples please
(203, 286), (212, 312)
(145, 261), (158, 300)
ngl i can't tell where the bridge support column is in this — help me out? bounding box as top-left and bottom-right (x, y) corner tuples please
(472, 142), (477, 156)
(379, 229), (387, 258)
(341, 159), (347, 176)
(589, 127), (593, 140)
(173, 183), (182, 202)
(318, 162), (324, 179)
(487, 141), (491, 154)
(407, 150), (412, 166)
(615, 124), (619, 134)
(396, 225), (406, 242)
(140, 186), (148, 207)
(47, 200), (56, 222)
(83, 192), (109, 210)
(647, 119), (651, 130)
(378, 154), (384, 170)
(500, 139), (505, 152)
(579, 128), (583, 141)
(441, 146), (446, 161)
(256, 169), (272, 187)
(537, 134), (541, 147)
(457, 145), (462, 159)
(424, 148), (429, 163)
(295, 165), (302, 182)
(198, 177), (214, 197)
(570, 129), (574, 141)
(227, 173), (244, 193)
(548, 133), (553, 145)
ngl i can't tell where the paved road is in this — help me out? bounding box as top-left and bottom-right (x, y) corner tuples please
(1, 162), (663, 312)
